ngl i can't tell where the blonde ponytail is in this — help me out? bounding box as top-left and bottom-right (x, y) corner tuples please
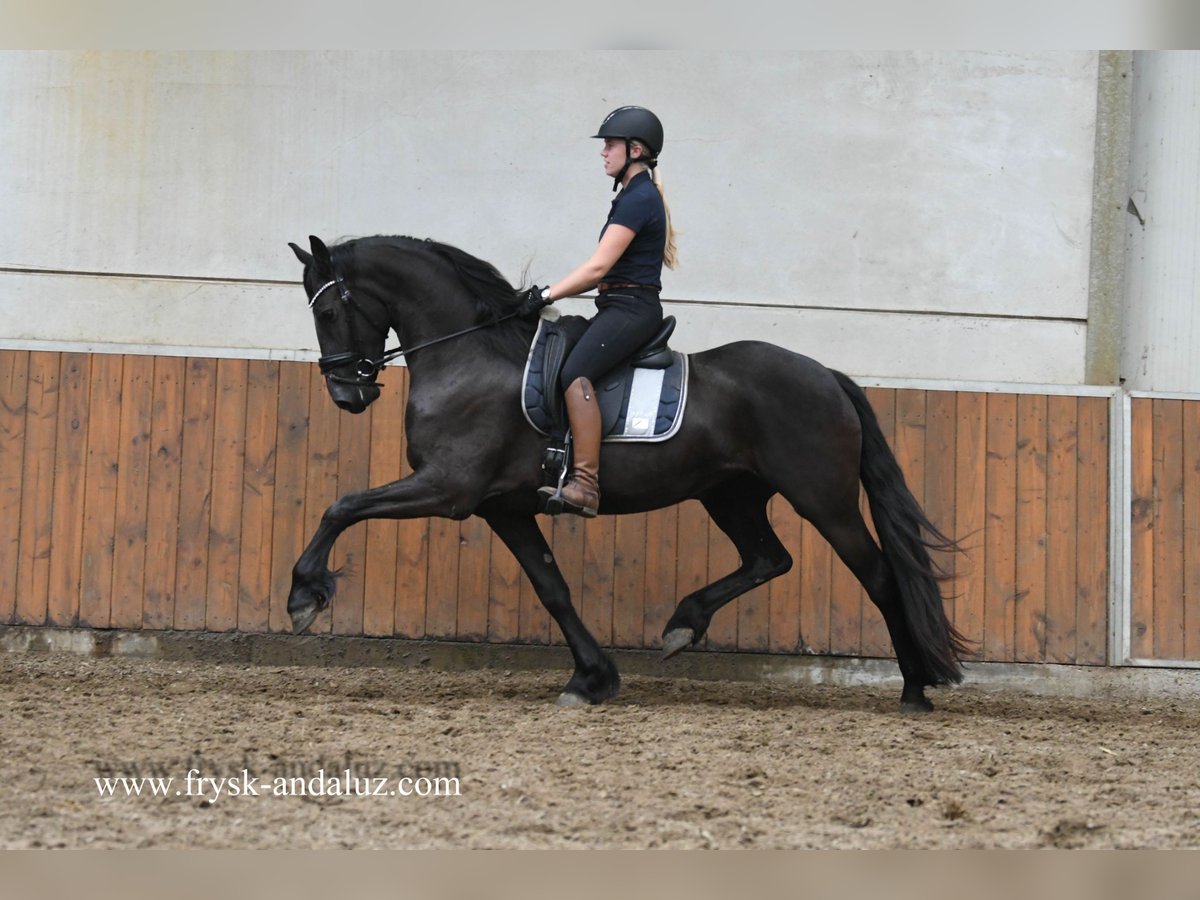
(630, 140), (679, 270)
(652, 169), (680, 270)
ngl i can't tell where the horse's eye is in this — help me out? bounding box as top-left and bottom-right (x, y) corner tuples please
(316, 306), (337, 324)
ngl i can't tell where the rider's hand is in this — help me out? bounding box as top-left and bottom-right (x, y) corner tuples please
(517, 285), (553, 318)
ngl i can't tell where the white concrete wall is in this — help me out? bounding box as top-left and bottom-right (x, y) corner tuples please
(1122, 51), (1200, 394)
(0, 51), (1100, 383)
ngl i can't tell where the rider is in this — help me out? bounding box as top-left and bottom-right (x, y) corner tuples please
(522, 105), (679, 517)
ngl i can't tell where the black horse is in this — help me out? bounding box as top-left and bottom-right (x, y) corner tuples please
(286, 234), (970, 712)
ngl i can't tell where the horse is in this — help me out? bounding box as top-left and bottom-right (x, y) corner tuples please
(286, 234), (971, 712)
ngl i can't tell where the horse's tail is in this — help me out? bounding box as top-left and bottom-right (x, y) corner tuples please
(831, 370), (972, 685)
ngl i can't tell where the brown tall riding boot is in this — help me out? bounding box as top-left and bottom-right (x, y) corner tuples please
(541, 376), (601, 517)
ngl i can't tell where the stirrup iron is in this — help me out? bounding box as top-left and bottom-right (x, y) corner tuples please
(540, 433), (573, 515)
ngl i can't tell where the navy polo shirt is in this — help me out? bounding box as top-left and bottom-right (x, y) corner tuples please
(599, 171), (666, 290)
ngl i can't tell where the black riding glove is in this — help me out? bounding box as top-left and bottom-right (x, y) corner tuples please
(517, 285), (553, 318)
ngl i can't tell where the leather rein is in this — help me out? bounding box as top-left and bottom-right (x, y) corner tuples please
(308, 274), (522, 385)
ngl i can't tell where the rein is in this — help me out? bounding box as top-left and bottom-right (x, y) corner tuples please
(308, 275), (522, 383)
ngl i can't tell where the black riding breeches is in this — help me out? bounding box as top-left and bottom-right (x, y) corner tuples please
(559, 288), (664, 392)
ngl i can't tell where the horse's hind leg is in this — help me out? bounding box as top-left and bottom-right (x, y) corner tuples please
(810, 509), (937, 712)
(661, 477), (793, 658)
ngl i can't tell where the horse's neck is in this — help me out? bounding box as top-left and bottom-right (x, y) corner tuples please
(375, 250), (478, 347)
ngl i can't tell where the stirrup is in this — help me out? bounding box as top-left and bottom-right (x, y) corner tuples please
(538, 434), (597, 517)
(540, 484), (599, 518)
(541, 433), (571, 492)
(538, 433), (571, 511)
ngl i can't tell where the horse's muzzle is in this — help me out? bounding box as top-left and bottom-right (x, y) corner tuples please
(326, 378), (381, 414)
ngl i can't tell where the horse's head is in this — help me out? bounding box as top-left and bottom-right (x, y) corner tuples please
(289, 235), (386, 414)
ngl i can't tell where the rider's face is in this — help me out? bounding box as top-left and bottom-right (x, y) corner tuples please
(601, 138), (627, 177)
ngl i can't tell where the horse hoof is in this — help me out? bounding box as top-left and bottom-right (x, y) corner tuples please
(289, 604), (320, 635)
(555, 692), (589, 708)
(900, 698), (935, 714)
(661, 628), (695, 660)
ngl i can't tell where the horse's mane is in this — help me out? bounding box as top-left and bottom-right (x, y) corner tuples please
(332, 235), (536, 363)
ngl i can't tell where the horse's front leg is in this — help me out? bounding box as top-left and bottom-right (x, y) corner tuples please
(288, 470), (466, 633)
(485, 511), (620, 706)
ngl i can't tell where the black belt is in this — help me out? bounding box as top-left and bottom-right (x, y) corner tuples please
(598, 282), (655, 292)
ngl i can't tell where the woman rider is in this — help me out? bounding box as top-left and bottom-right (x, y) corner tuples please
(522, 105), (679, 517)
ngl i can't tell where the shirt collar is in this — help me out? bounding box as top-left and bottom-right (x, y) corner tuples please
(612, 169), (652, 207)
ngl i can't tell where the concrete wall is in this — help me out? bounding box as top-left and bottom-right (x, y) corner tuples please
(1122, 51), (1200, 394)
(0, 51), (1101, 383)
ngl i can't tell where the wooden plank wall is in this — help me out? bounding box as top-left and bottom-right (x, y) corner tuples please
(1130, 397), (1200, 661)
(0, 349), (1113, 666)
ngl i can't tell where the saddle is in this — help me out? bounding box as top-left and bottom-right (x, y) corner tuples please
(521, 313), (689, 444)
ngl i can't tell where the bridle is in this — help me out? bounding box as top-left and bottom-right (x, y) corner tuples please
(308, 272), (524, 386)
(308, 275), (399, 385)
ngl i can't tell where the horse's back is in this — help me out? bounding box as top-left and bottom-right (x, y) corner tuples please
(689, 339), (853, 411)
(673, 341), (865, 513)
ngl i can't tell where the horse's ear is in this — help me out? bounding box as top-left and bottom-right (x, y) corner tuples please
(308, 235), (332, 272)
(289, 242), (313, 268)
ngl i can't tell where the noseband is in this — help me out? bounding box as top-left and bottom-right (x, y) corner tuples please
(308, 276), (401, 385)
(307, 272), (524, 386)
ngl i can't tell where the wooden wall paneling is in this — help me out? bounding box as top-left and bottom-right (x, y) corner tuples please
(173, 359), (218, 629)
(110, 355), (155, 629)
(767, 496), (803, 654)
(455, 514), (493, 642)
(580, 513), (615, 649)
(205, 358), (248, 632)
(47, 353), (90, 626)
(799, 519), (832, 656)
(79, 354), (124, 628)
(16, 352), (60, 625)
(1014, 394), (1049, 661)
(486, 511), (522, 644)
(674, 500), (711, 649)
(643, 506), (679, 650)
(1151, 399), (1186, 658)
(424, 517), (463, 639)
(268, 361), (312, 633)
(361, 376), (404, 637)
(237, 359), (279, 633)
(301, 364), (340, 635)
(330, 396), (370, 637)
(736, 584), (771, 653)
(1183, 401), (1200, 659)
(418, 360), (462, 638)
(143, 356), (185, 630)
(0, 352), (29, 624)
(983, 393), (1018, 662)
(862, 387), (904, 658)
(393, 512), (432, 638)
(894, 389), (926, 500)
(1075, 396), (1110, 664)
(516, 518), (554, 644)
(612, 513), (647, 649)
(828, 536), (865, 656)
(735, 500), (772, 654)
(923, 391), (959, 644)
(705, 506), (739, 651)
(953, 392), (988, 657)
(829, 387), (888, 657)
(544, 516), (584, 646)
(0, 346), (1139, 670)
(391, 373), (432, 640)
(1129, 398), (1155, 658)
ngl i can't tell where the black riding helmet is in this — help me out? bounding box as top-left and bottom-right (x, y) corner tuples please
(592, 106), (663, 190)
